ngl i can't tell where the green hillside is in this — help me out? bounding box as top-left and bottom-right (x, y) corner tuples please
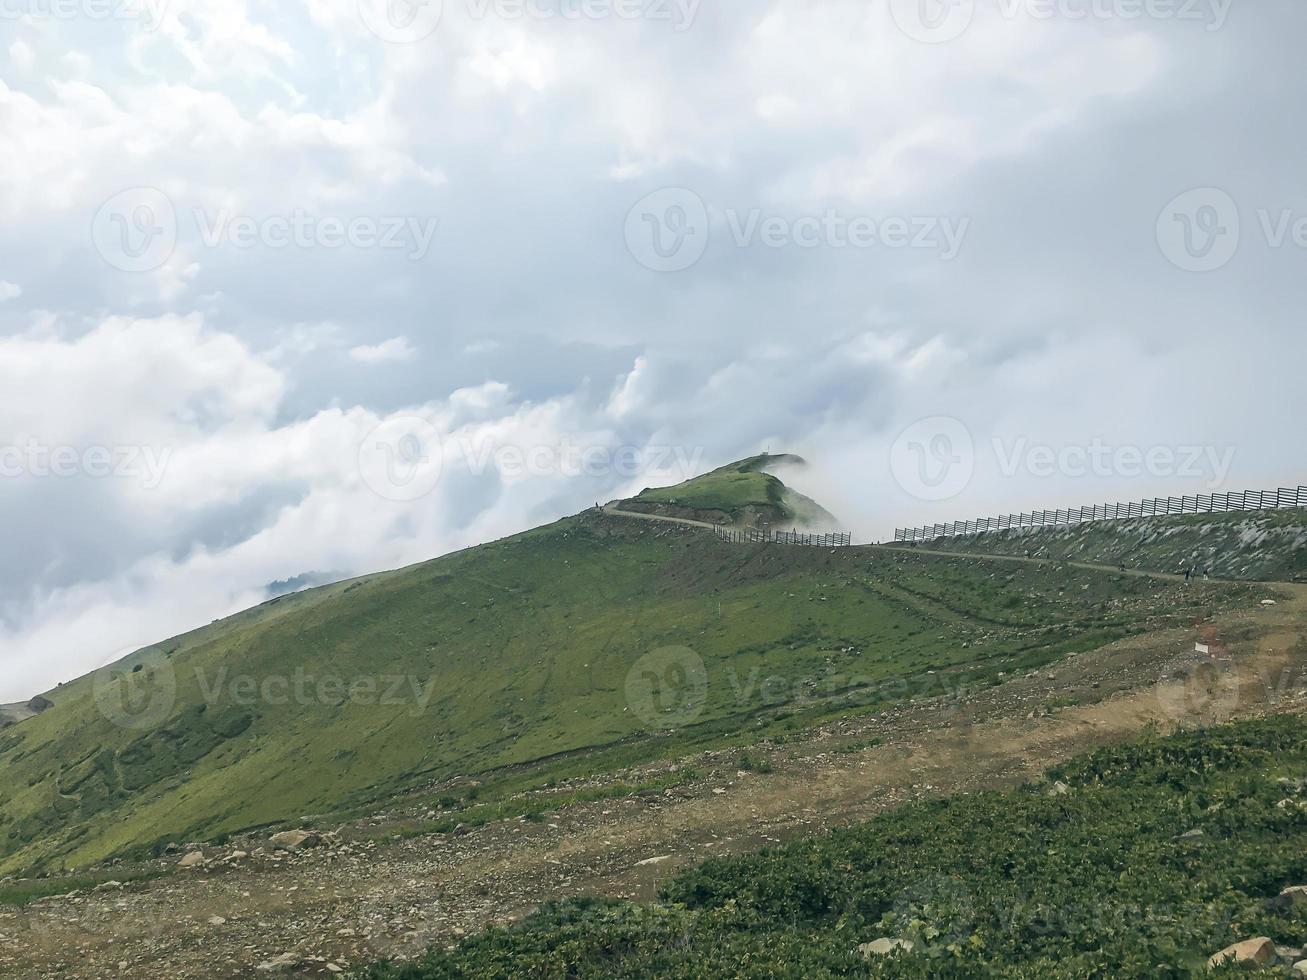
(0, 489), (1255, 876)
(619, 454), (837, 528)
(363, 713), (1307, 979)
(900, 508), (1307, 582)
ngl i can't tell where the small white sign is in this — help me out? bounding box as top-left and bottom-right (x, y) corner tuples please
(1195, 642), (1210, 655)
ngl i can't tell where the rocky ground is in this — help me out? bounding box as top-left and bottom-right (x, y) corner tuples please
(2, 578), (1302, 979)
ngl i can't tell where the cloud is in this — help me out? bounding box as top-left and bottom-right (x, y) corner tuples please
(348, 335), (416, 364)
(0, 281), (20, 302)
(0, 3), (1305, 701)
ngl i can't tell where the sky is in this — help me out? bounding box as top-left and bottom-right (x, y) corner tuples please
(0, 0), (1303, 699)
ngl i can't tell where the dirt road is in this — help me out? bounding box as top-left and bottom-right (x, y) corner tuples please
(3, 577), (1301, 979)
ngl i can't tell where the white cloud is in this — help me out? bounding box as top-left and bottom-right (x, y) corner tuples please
(0, 281), (20, 302)
(7, 40), (35, 74)
(0, 0), (1303, 704)
(348, 335), (416, 364)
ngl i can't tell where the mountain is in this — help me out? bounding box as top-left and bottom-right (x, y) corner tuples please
(615, 454), (838, 529)
(0, 458), (1251, 875)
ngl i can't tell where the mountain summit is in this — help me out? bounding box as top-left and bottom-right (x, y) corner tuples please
(617, 454), (838, 529)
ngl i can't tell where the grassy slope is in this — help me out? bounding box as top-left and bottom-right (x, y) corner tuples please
(0, 512), (1241, 875)
(363, 714), (1307, 979)
(625, 454), (836, 527)
(904, 508), (1307, 582)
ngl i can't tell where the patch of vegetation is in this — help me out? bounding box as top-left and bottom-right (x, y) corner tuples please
(376, 767), (704, 842)
(0, 476), (1260, 875)
(0, 866), (163, 907)
(359, 714), (1307, 978)
(626, 454), (834, 527)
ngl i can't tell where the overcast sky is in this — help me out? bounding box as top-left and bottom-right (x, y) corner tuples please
(0, 0), (1303, 699)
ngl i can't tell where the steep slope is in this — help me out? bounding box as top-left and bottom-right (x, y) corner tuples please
(0, 497), (1253, 875)
(617, 454), (837, 528)
(903, 507), (1307, 582)
(363, 714), (1307, 979)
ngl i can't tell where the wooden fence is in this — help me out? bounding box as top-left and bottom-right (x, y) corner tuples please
(715, 526), (853, 547)
(893, 486), (1307, 544)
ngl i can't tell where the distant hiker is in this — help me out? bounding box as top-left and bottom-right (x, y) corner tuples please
(1184, 567), (1193, 583)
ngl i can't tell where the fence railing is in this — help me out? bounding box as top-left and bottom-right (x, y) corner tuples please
(893, 486), (1307, 544)
(715, 526), (853, 547)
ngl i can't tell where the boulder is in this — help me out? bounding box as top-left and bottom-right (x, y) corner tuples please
(1272, 885), (1307, 909)
(1292, 960), (1307, 977)
(1207, 937), (1277, 970)
(269, 830), (322, 851)
(177, 851), (205, 869)
(857, 938), (915, 958)
(254, 952), (302, 972)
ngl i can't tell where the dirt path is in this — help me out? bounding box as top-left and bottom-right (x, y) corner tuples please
(2, 581), (1301, 979)
(601, 502), (719, 530)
